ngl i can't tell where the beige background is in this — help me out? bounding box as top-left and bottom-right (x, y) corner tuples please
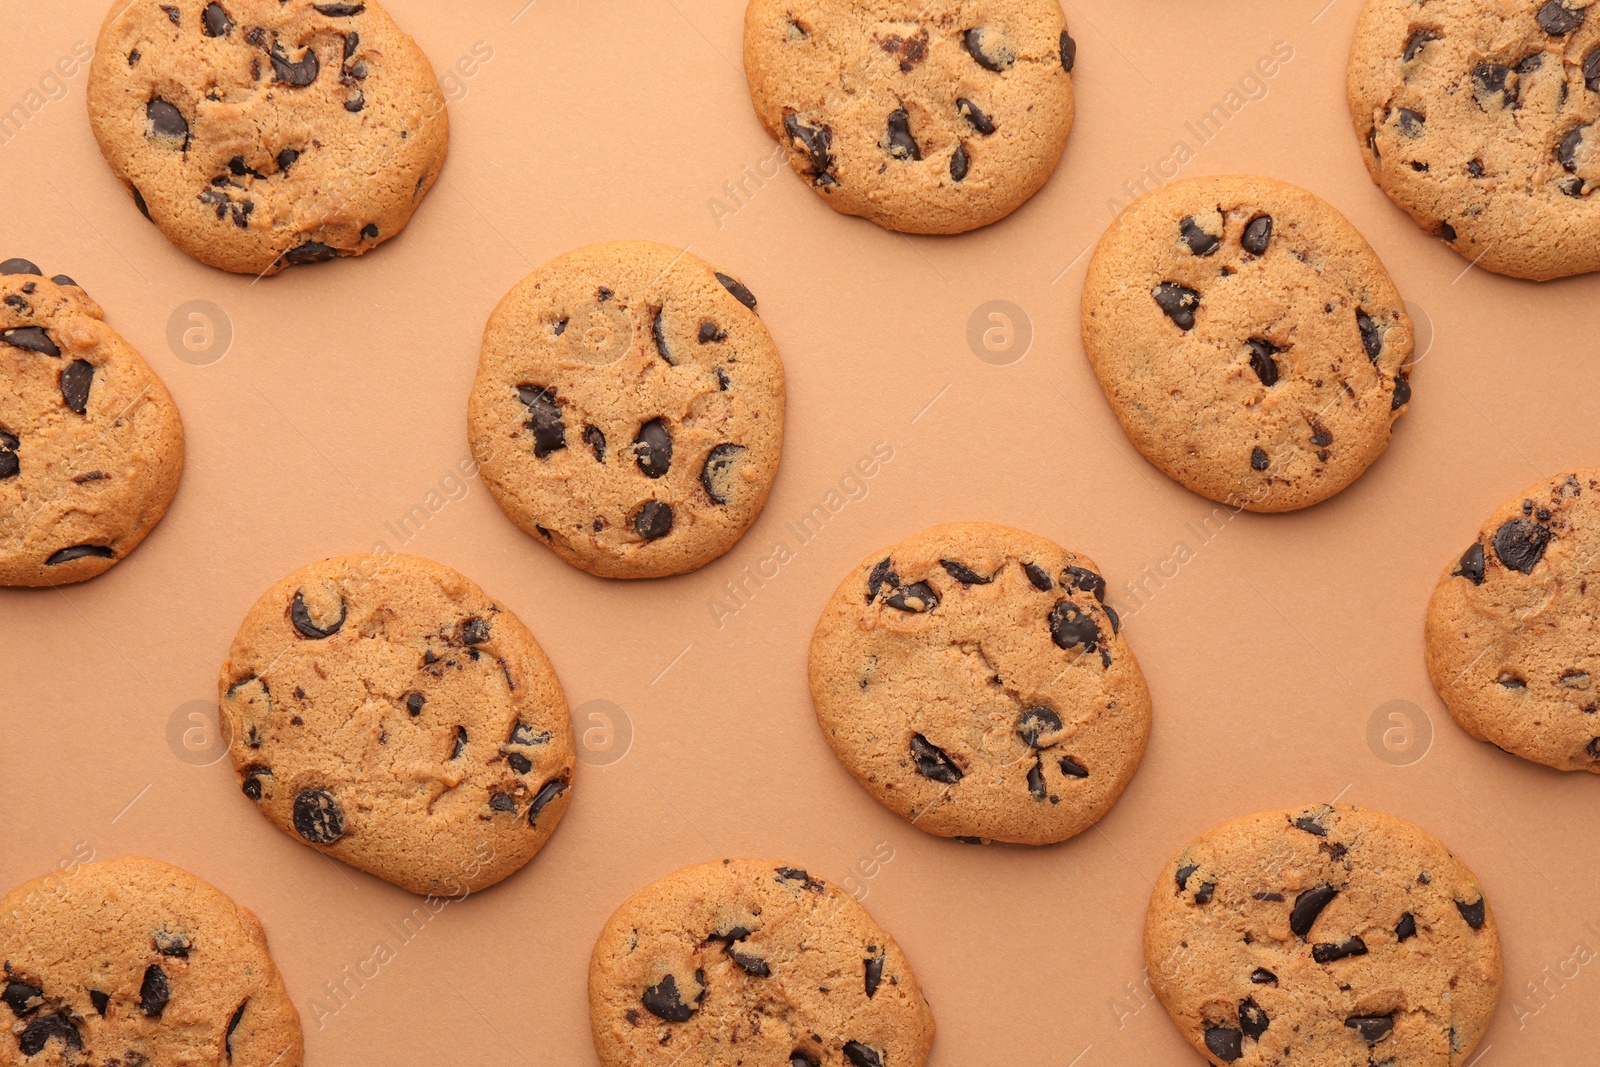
(3, 1), (1599, 1063)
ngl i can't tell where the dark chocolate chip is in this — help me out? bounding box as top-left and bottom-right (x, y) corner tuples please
(1060, 29), (1077, 72)
(1294, 812), (1329, 836)
(885, 109), (921, 160)
(161, 3), (180, 21)
(0, 258), (40, 275)
(1245, 339), (1281, 387)
(203, 2), (233, 36)
(459, 616), (490, 645)
(1312, 936), (1368, 963)
(1473, 63), (1513, 107)
(1346, 1014), (1395, 1044)
(1241, 214), (1273, 255)
(950, 143), (969, 182)
(1403, 29), (1437, 61)
(1357, 309), (1382, 361)
(583, 425), (606, 463)
(783, 114), (836, 185)
(360, 223), (378, 239)
(284, 241), (337, 265)
(1396, 108), (1426, 136)
(864, 954), (884, 997)
(147, 98), (188, 142)
(45, 544), (114, 566)
(315, 2), (366, 14)
(634, 419), (673, 478)
(489, 793), (516, 813)
(1048, 600), (1099, 652)
(697, 321), (725, 344)
(1180, 216), (1219, 256)
(963, 27), (1011, 71)
(1586, 48), (1600, 91)
(1392, 374), (1411, 410)
(133, 186), (152, 219)
(910, 733), (962, 783)
(241, 764), (270, 800)
(1396, 912), (1417, 941)
(139, 965), (169, 1017)
(226, 1001), (247, 1058)
(451, 726), (467, 759)
(59, 359), (93, 414)
(1017, 705), (1062, 747)
(277, 147), (301, 172)
(1290, 884), (1338, 938)
(1468, 159), (1485, 177)
(1455, 542), (1486, 585)
(957, 98), (995, 135)
(701, 443), (747, 504)
(1064, 565), (1106, 601)
(290, 590), (345, 639)
(89, 990), (110, 1016)
(1175, 863), (1197, 892)
(634, 500), (673, 540)
(940, 559), (990, 585)
(1494, 518), (1550, 573)
(3, 326), (59, 356)
(1058, 755), (1088, 778)
(1249, 968), (1277, 985)
(1193, 881), (1216, 905)
(528, 778), (566, 823)
(1239, 998), (1269, 1040)
(642, 974), (696, 1022)
(405, 692), (426, 717)
(1538, 0), (1585, 35)
(843, 1042), (883, 1067)
(715, 271), (757, 310)
(154, 930), (192, 957)
(1153, 281), (1199, 330)
(2, 981), (41, 1016)
(344, 89), (365, 113)
(1026, 757), (1046, 799)
(506, 751), (532, 774)
(885, 581), (938, 613)
(867, 558), (900, 601)
(1456, 896), (1487, 929)
(1560, 125), (1590, 175)
(270, 43), (321, 86)
(17, 1013), (80, 1056)
(1204, 1026), (1243, 1062)
(517, 385), (567, 458)
(791, 1054), (821, 1067)
(0, 431), (18, 480)
(1024, 562), (1053, 591)
(775, 866), (823, 892)
(292, 788), (345, 843)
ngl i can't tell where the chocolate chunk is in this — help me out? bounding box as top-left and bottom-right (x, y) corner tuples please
(963, 27), (1011, 71)
(315, 2), (366, 13)
(1396, 108), (1426, 136)
(290, 590), (345, 638)
(226, 1001), (247, 1057)
(0, 258), (40, 275)
(715, 271), (757, 310)
(1473, 63), (1513, 108)
(1396, 912), (1417, 941)
(701, 443), (747, 504)
(1249, 968), (1277, 985)
(359, 223), (378, 240)
(775, 866), (823, 892)
(864, 954), (885, 997)
(1290, 884), (1338, 938)
(885, 581), (938, 613)
(1312, 936), (1368, 963)
(1403, 30), (1437, 61)
(1017, 706), (1062, 747)
(517, 385), (567, 458)
(843, 1042), (883, 1067)
(1586, 48), (1600, 91)
(147, 98), (188, 141)
(203, 2), (233, 36)
(634, 500), (673, 540)
(489, 793), (516, 813)
(241, 764), (270, 800)
(405, 692), (426, 717)
(783, 114), (836, 185)
(867, 558), (900, 600)
(1204, 1026), (1243, 1062)
(950, 143), (969, 182)
(910, 733), (962, 783)
(1024, 562), (1053, 591)
(1153, 282), (1199, 330)
(940, 559), (990, 585)
(633, 419), (673, 478)
(724, 942), (769, 976)
(1193, 881), (1216, 904)
(957, 98), (995, 135)
(1357, 309), (1382, 361)
(1456, 896), (1487, 929)
(89, 990), (109, 1016)
(1048, 600), (1099, 652)
(17, 1013), (80, 1056)
(1236, 217), (1272, 259)
(506, 750), (532, 774)
(1392, 374), (1411, 410)
(154, 930), (192, 957)
(1246, 339), (1280, 387)
(697, 321), (725, 344)
(1026, 757), (1046, 799)
(1175, 863), (1198, 892)
(1494, 518), (1550, 573)
(139, 964), (169, 1017)
(270, 42), (321, 86)
(1560, 126), (1590, 175)
(1456, 543), (1485, 584)
(1538, 0), (1585, 34)
(2, 981), (40, 1016)
(1058, 755), (1088, 778)
(642, 974), (697, 1022)
(284, 241), (337, 265)
(133, 186), (152, 219)
(59, 359), (93, 414)
(292, 788), (345, 843)
(1064, 565), (1106, 601)
(1180, 216), (1220, 256)
(1346, 1014), (1395, 1043)
(1239, 998), (1269, 1040)
(451, 726), (467, 759)
(3, 326), (59, 356)
(528, 778), (566, 822)
(344, 89), (365, 113)
(459, 616), (490, 645)
(0, 431), (18, 480)
(276, 147), (301, 172)
(1060, 30), (1077, 72)
(45, 545), (114, 565)
(885, 109), (921, 160)
(791, 1054), (820, 1067)
(583, 425), (606, 463)
(1294, 811), (1329, 836)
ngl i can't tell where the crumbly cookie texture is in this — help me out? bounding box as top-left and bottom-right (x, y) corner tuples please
(809, 522), (1150, 844)
(0, 259), (184, 586)
(0, 856), (303, 1067)
(743, 0), (1076, 233)
(219, 553), (574, 896)
(87, 0), (448, 275)
(1082, 175), (1413, 513)
(469, 241), (785, 580)
(1146, 805), (1502, 1067)
(1348, 0), (1600, 280)
(1427, 468), (1600, 772)
(589, 859), (935, 1067)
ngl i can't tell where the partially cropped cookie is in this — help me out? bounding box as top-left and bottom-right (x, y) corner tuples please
(1082, 175), (1413, 513)
(1426, 468), (1600, 772)
(589, 859), (934, 1067)
(0, 856), (302, 1067)
(1146, 805), (1502, 1067)
(87, 0), (448, 274)
(0, 258), (184, 586)
(1349, 0), (1600, 280)
(743, 0), (1076, 233)
(219, 554), (574, 895)
(469, 241), (785, 579)
(809, 523), (1150, 845)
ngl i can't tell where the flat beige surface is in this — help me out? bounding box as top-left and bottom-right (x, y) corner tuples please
(2, 2), (1598, 1064)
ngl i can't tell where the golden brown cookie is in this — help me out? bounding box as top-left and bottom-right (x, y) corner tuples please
(589, 859), (935, 1067)
(1146, 805), (1502, 1067)
(219, 553), (574, 895)
(809, 522), (1150, 844)
(0, 259), (184, 586)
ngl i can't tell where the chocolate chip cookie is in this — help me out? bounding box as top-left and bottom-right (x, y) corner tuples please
(87, 0), (448, 275)
(1082, 175), (1414, 513)
(743, 0), (1076, 233)
(809, 522), (1150, 845)
(1426, 468), (1600, 772)
(589, 859), (935, 1067)
(1146, 805), (1502, 1067)
(219, 553), (574, 895)
(0, 856), (303, 1067)
(469, 241), (785, 579)
(0, 259), (184, 587)
(1349, 0), (1600, 280)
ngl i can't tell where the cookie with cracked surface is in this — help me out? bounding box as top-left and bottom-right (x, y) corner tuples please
(743, 0), (1076, 233)
(808, 522), (1150, 845)
(87, 0), (448, 275)
(1426, 468), (1600, 772)
(0, 259), (184, 587)
(1145, 804), (1502, 1067)
(589, 859), (934, 1067)
(1349, 0), (1600, 280)
(219, 553), (574, 895)
(1082, 175), (1414, 513)
(469, 241), (785, 579)
(0, 855), (303, 1067)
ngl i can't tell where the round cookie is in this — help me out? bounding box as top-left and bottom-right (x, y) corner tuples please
(0, 259), (184, 586)
(1426, 468), (1600, 772)
(743, 0), (1076, 233)
(1348, 0), (1600, 281)
(0, 856), (303, 1067)
(219, 553), (574, 896)
(589, 859), (935, 1067)
(1146, 804), (1502, 1067)
(87, 0), (448, 275)
(808, 522), (1150, 845)
(1082, 175), (1414, 513)
(469, 241), (785, 580)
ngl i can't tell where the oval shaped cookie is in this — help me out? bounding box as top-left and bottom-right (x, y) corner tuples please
(1146, 805), (1502, 1067)
(809, 522), (1150, 845)
(87, 0), (448, 275)
(1349, 0), (1600, 280)
(1426, 468), (1600, 772)
(1082, 175), (1413, 513)
(743, 0), (1076, 233)
(0, 856), (303, 1067)
(0, 260), (184, 586)
(219, 553), (574, 895)
(469, 241), (785, 579)
(589, 859), (935, 1067)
